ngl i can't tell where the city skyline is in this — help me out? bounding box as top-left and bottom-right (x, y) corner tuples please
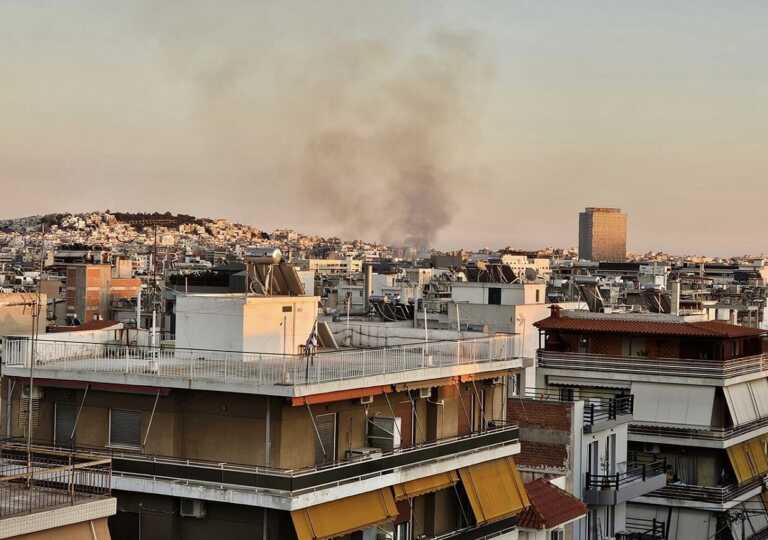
(3, 1), (768, 254)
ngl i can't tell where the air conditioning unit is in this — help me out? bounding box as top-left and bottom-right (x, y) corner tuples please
(22, 386), (43, 401)
(360, 395), (374, 405)
(490, 377), (504, 385)
(418, 387), (432, 400)
(180, 499), (206, 519)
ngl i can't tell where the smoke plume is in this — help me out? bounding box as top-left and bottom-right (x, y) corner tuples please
(141, 5), (491, 248)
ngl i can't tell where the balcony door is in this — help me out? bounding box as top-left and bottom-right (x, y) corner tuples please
(314, 413), (337, 465)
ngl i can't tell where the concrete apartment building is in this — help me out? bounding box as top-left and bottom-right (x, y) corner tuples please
(534, 307), (768, 540)
(2, 288), (532, 540)
(578, 208), (627, 262)
(65, 264), (141, 324)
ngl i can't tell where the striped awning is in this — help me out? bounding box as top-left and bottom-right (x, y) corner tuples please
(393, 471), (459, 501)
(459, 457), (530, 525)
(727, 436), (768, 485)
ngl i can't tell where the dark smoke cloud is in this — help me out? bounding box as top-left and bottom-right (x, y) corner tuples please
(140, 5), (491, 248)
(300, 34), (487, 248)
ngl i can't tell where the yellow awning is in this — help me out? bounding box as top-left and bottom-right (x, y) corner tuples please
(291, 489), (398, 540)
(727, 436), (768, 484)
(459, 457), (530, 525)
(393, 471), (460, 501)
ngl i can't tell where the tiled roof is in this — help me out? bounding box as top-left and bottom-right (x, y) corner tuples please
(516, 441), (568, 470)
(534, 314), (765, 338)
(518, 479), (587, 530)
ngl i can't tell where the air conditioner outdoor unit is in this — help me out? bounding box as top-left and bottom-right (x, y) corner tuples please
(418, 387), (432, 399)
(346, 447), (383, 461)
(360, 395), (374, 405)
(490, 377), (504, 385)
(180, 499), (206, 519)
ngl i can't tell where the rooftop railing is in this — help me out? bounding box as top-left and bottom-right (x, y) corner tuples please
(616, 517), (666, 540)
(2, 334), (520, 387)
(0, 444), (111, 519)
(537, 350), (768, 380)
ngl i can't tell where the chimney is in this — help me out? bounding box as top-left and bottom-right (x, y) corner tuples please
(550, 304), (562, 319)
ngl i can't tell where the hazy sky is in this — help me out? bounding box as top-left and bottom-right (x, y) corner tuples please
(2, 1), (767, 254)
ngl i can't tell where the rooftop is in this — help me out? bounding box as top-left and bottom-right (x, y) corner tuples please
(518, 478), (587, 530)
(535, 309), (766, 338)
(3, 334), (526, 397)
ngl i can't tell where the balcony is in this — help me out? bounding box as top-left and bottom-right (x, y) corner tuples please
(537, 350), (768, 382)
(0, 443), (113, 536)
(523, 388), (634, 432)
(639, 475), (764, 510)
(629, 416), (768, 448)
(2, 423), (519, 509)
(616, 517), (666, 540)
(584, 460), (667, 505)
(431, 516), (518, 539)
(2, 335), (526, 396)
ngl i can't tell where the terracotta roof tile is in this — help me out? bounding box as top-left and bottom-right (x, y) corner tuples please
(534, 314), (765, 338)
(518, 479), (587, 530)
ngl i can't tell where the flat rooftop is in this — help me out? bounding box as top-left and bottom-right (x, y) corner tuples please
(3, 335), (528, 397)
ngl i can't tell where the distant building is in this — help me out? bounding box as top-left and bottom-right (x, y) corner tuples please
(578, 207), (627, 262)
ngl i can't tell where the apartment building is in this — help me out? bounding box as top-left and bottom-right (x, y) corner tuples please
(2, 291), (532, 540)
(578, 208), (627, 263)
(534, 307), (768, 540)
(65, 264), (140, 324)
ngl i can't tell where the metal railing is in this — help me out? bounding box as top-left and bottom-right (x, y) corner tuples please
(646, 475), (764, 505)
(0, 445), (111, 519)
(521, 388), (634, 427)
(3, 335), (520, 387)
(617, 517), (666, 540)
(629, 415), (768, 442)
(3, 422), (518, 496)
(537, 350), (768, 380)
(585, 460), (666, 491)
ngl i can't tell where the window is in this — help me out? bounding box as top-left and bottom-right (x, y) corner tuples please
(109, 409), (142, 449)
(535, 289), (541, 303)
(55, 402), (77, 447)
(550, 530), (564, 540)
(488, 287), (502, 305)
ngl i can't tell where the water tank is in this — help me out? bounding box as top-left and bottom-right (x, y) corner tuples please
(246, 247), (282, 265)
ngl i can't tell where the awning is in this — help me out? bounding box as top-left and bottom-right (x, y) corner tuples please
(395, 378), (457, 392)
(631, 383), (714, 426)
(727, 437), (768, 484)
(459, 370), (510, 383)
(459, 457), (529, 525)
(547, 376), (630, 390)
(393, 471), (459, 501)
(724, 379), (768, 426)
(291, 489), (398, 540)
(291, 386), (391, 407)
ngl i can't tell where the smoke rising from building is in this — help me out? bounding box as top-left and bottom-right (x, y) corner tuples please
(144, 7), (491, 248)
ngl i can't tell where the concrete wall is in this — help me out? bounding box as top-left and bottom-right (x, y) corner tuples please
(176, 294), (318, 354)
(0, 293), (48, 337)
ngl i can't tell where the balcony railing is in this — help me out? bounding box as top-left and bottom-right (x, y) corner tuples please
(616, 517), (666, 540)
(431, 516), (518, 539)
(537, 350), (768, 380)
(0, 444), (111, 519)
(2, 423), (519, 496)
(585, 460), (666, 491)
(645, 475), (764, 505)
(2, 335), (520, 387)
(521, 388), (633, 430)
(629, 415), (768, 443)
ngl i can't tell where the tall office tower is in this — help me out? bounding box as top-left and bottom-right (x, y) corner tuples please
(578, 208), (627, 262)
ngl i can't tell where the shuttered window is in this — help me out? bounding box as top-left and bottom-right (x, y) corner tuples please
(110, 409), (142, 449)
(314, 413), (336, 465)
(55, 402), (77, 447)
